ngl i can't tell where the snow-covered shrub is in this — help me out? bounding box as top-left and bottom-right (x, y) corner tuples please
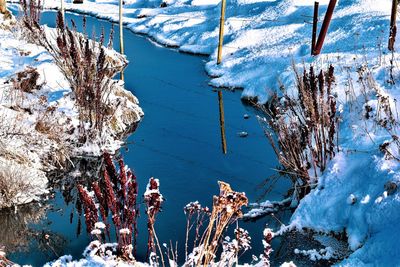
(0, 158), (47, 208)
(260, 65), (339, 199)
(218, 227), (252, 266)
(20, 10), (125, 141)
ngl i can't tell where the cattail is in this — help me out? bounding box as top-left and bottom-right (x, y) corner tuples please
(118, 159), (127, 201)
(77, 185), (98, 233)
(56, 11), (65, 31)
(108, 25), (115, 49)
(82, 16), (87, 35)
(310, 66), (320, 123)
(71, 19), (77, 32)
(92, 182), (108, 226)
(328, 95), (337, 157)
(318, 70), (324, 97)
(326, 64), (335, 96)
(103, 152), (118, 186)
(261, 228), (274, 267)
(144, 177), (164, 258)
(104, 169), (121, 230)
(99, 27), (105, 47)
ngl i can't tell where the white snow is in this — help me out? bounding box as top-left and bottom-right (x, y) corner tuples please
(95, 222), (107, 229)
(294, 247), (337, 261)
(3, 0), (400, 265)
(14, 0), (385, 103)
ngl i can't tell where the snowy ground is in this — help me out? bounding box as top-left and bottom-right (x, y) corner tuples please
(0, 12), (143, 209)
(16, 0), (392, 102)
(4, 0), (400, 266)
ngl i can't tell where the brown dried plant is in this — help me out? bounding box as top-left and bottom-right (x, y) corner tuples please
(20, 0), (42, 27)
(260, 65), (339, 199)
(194, 181), (248, 266)
(144, 177), (165, 266)
(20, 9), (122, 141)
(183, 201), (211, 262)
(0, 252), (16, 267)
(77, 153), (139, 262)
(11, 66), (42, 93)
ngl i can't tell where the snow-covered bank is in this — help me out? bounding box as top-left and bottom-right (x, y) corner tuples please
(4, 0), (400, 265)
(0, 13), (143, 208)
(18, 0), (394, 102)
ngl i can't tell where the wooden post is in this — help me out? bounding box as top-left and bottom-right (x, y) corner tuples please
(388, 0), (398, 51)
(313, 0), (337, 55)
(218, 90), (227, 154)
(60, 0), (65, 20)
(311, 1), (319, 55)
(217, 0), (226, 64)
(0, 0), (7, 14)
(119, 0), (124, 81)
(119, 0), (124, 55)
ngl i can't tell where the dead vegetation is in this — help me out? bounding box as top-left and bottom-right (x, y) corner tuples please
(11, 66), (42, 93)
(260, 65), (339, 199)
(19, 0), (125, 141)
(0, 158), (45, 208)
(194, 181), (248, 266)
(76, 156), (254, 267)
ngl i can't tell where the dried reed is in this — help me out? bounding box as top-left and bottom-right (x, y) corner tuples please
(260, 65), (339, 199)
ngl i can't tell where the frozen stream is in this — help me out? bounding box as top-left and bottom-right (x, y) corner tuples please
(2, 9), (292, 266)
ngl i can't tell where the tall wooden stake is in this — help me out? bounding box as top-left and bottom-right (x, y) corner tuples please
(313, 0), (337, 55)
(389, 0), (398, 51)
(218, 90), (227, 154)
(311, 1), (319, 55)
(60, 0), (65, 21)
(217, 0), (226, 64)
(119, 0), (124, 55)
(0, 0), (7, 14)
(119, 0), (124, 80)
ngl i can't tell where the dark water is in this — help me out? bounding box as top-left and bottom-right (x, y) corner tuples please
(3, 8), (291, 266)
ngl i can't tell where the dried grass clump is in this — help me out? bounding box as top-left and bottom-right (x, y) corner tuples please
(0, 159), (43, 208)
(191, 181), (248, 266)
(11, 66), (42, 93)
(20, 7), (124, 140)
(260, 65), (339, 199)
